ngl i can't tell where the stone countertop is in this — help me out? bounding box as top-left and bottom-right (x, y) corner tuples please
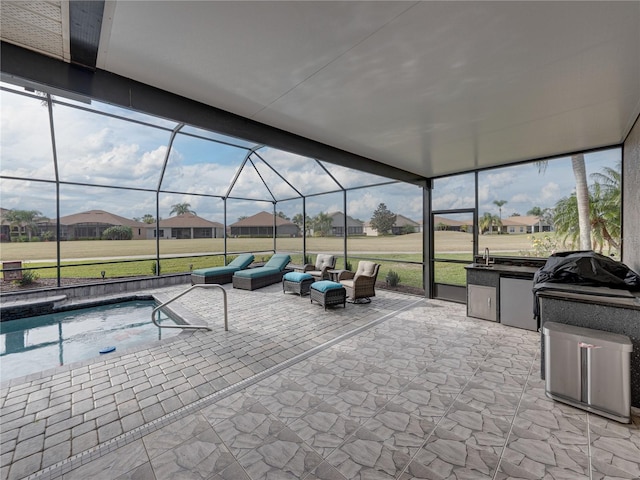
(536, 284), (640, 310)
(465, 263), (539, 276)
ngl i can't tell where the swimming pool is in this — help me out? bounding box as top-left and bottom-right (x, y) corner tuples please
(0, 300), (182, 382)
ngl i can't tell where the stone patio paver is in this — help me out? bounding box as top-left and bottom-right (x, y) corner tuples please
(1, 282), (415, 479)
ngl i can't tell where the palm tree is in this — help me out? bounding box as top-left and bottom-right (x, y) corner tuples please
(479, 212), (501, 234)
(536, 154), (591, 250)
(311, 212), (333, 237)
(553, 167), (621, 254)
(553, 195), (581, 249)
(2, 209), (45, 241)
(292, 213), (311, 236)
(590, 165), (621, 252)
(492, 200), (507, 234)
(170, 202), (195, 216)
(571, 154), (591, 250)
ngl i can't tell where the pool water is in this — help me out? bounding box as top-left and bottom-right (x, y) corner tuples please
(0, 300), (181, 382)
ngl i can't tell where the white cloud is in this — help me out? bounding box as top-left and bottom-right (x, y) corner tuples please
(510, 193), (531, 203)
(541, 182), (561, 202)
(347, 192), (379, 220)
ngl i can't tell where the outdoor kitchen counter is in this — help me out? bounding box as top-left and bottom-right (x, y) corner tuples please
(465, 262), (541, 328)
(465, 263), (540, 276)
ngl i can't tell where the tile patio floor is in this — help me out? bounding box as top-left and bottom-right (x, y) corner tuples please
(1, 283), (639, 480)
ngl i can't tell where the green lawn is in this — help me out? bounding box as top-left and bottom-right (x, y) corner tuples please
(2, 232), (556, 288)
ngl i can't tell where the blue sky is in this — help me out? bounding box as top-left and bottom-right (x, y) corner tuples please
(433, 148), (620, 217)
(0, 84), (621, 225)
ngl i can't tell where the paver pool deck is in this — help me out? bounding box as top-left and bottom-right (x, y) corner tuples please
(1, 283), (639, 480)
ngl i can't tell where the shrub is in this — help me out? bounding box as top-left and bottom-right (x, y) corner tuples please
(526, 234), (560, 257)
(41, 231), (54, 241)
(14, 270), (39, 286)
(30, 236), (41, 242)
(345, 261), (353, 271)
(151, 262), (160, 275)
(102, 226), (133, 240)
(385, 270), (401, 287)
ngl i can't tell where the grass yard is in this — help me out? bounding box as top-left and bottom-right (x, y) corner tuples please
(1, 232), (554, 289)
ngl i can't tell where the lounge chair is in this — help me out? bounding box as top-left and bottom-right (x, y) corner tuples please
(300, 254), (336, 280)
(191, 253), (255, 285)
(338, 261), (380, 303)
(232, 253), (292, 290)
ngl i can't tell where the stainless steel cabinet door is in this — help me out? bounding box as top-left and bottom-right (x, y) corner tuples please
(468, 284), (497, 321)
(500, 277), (536, 330)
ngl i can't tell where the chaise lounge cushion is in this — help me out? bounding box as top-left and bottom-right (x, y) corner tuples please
(232, 254), (292, 291)
(233, 254), (292, 279)
(192, 253), (255, 277)
(234, 267), (280, 279)
(262, 253), (292, 271)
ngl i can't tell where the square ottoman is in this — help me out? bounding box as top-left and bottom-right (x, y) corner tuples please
(283, 272), (315, 296)
(310, 280), (346, 310)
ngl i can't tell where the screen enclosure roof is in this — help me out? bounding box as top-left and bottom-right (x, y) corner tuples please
(1, 1), (638, 179)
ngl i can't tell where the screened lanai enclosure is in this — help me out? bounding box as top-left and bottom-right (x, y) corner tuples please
(0, 80), (428, 293)
(0, 78), (623, 299)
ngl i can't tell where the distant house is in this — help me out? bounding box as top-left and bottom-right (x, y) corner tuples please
(328, 212), (364, 236)
(365, 214), (421, 235)
(153, 213), (224, 239)
(433, 215), (472, 232)
(54, 210), (148, 240)
(501, 215), (552, 234)
(391, 214), (420, 235)
(229, 211), (299, 237)
(0, 207), (52, 241)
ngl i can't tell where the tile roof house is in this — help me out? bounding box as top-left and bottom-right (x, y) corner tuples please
(433, 215), (473, 232)
(328, 211), (364, 236)
(364, 214), (421, 236)
(54, 210), (148, 240)
(391, 214), (421, 235)
(154, 213), (224, 239)
(500, 215), (552, 234)
(229, 211), (299, 237)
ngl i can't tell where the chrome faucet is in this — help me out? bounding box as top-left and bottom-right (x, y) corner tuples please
(483, 247), (491, 266)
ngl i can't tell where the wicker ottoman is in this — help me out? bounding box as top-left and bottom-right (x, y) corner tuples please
(310, 280), (346, 310)
(282, 272), (315, 296)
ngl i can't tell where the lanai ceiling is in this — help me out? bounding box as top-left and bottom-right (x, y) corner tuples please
(1, 1), (639, 179)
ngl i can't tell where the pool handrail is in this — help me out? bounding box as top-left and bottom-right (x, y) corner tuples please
(152, 284), (228, 331)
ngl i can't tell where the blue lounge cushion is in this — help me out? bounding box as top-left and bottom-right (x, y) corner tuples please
(311, 280), (344, 293)
(283, 272), (314, 282)
(192, 265), (238, 277)
(193, 253), (255, 277)
(233, 267), (280, 279)
(263, 254), (291, 271)
(227, 253), (255, 269)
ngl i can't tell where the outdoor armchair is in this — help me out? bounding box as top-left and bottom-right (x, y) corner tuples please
(302, 254), (336, 280)
(338, 261), (380, 303)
